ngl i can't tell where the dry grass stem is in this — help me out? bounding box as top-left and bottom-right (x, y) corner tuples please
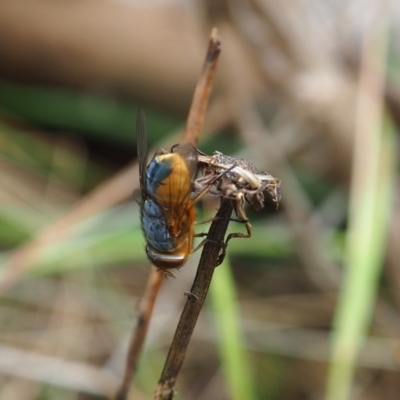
(183, 27), (221, 146)
(115, 267), (164, 400)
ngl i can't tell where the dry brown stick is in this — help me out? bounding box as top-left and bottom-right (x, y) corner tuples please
(153, 27), (224, 400)
(154, 199), (232, 400)
(115, 267), (164, 400)
(115, 28), (221, 400)
(183, 27), (221, 145)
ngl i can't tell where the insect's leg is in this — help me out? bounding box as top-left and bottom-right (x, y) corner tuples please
(194, 217), (218, 226)
(192, 164), (236, 205)
(159, 268), (177, 278)
(225, 221), (252, 244)
(232, 196), (248, 222)
(191, 237), (208, 253)
(193, 233), (228, 253)
(194, 232), (207, 238)
(192, 234), (226, 266)
(194, 216), (241, 225)
(219, 218), (252, 265)
(216, 241), (227, 266)
(226, 217), (247, 224)
(192, 233), (225, 254)
(220, 197), (252, 244)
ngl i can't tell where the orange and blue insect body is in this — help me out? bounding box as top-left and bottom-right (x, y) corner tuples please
(145, 151), (195, 207)
(136, 109), (198, 271)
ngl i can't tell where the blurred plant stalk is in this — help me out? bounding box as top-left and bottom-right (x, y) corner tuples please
(325, 14), (396, 400)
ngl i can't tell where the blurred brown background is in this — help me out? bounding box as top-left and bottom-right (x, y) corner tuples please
(0, 0), (399, 399)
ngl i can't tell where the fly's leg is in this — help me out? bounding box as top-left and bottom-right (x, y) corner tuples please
(225, 220), (252, 243)
(216, 220), (252, 266)
(216, 198), (252, 265)
(192, 193), (251, 265)
(192, 164), (236, 205)
(193, 232), (227, 266)
(192, 233), (208, 254)
(194, 216), (245, 226)
(226, 197), (252, 242)
(159, 268), (177, 278)
(193, 221), (251, 266)
(194, 217), (218, 225)
(192, 233), (226, 253)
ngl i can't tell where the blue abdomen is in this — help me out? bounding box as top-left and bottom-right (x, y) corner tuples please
(141, 199), (174, 252)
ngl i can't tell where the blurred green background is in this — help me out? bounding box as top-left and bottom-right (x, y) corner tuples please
(0, 1), (399, 400)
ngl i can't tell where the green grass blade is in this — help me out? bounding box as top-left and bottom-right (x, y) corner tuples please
(209, 259), (256, 400)
(324, 22), (395, 400)
(324, 117), (396, 399)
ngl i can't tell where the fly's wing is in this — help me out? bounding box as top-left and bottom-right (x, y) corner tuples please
(172, 143), (198, 184)
(161, 143), (198, 208)
(163, 143), (198, 236)
(136, 108), (148, 193)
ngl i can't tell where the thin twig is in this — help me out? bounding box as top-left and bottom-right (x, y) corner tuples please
(115, 28), (222, 400)
(154, 199), (232, 400)
(183, 27), (221, 145)
(115, 267), (164, 400)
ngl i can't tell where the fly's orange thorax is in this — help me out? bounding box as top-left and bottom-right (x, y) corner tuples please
(152, 153), (194, 207)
